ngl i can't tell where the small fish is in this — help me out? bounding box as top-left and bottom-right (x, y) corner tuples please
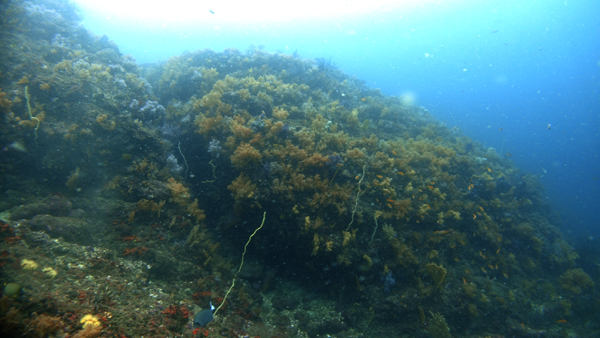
(499, 127), (503, 131)
(478, 206), (484, 212)
(488, 264), (495, 269)
(194, 302), (215, 327)
(3, 141), (27, 153)
(387, 199), (394, 202)
(398, 172), (404, 175)
(463, 278), (467, 284)
(496, 248), (500, 254)
(377, 175), (383, 178)
(503, 273), (509, 278)
(434, 230), (451, 236)
(427, 185), (434, 189)
(391, 151), (398, 155)
(547, 123), (552, 130)
(387, 203), (393, 208)
(361, 98), (366, 101)
(208, 9), (215, 14)
(491, 30), (499, 33)
(505, 152), (512, 157)
(486, 167), (492, 172)
(454, 258), (460, 262)
(473, 214), (477, 219)
(556, 319), (568, 324)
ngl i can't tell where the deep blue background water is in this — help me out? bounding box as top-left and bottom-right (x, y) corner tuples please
(74, 0), (600, 243)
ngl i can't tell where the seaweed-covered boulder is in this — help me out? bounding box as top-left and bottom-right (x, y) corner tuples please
(24, 214), (92, 245)
(9, 194), (73, 220)
(9, 202), (51, 220)
(42, 194), (73, 216)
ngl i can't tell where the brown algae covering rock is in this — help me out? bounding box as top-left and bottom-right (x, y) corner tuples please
(0, 1), (596, 337)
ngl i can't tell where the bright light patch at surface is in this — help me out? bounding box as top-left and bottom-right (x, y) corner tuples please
(72, 0), (434, 23)
(70, 0), (460, 64)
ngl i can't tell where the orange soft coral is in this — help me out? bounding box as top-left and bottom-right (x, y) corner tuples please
(227, 173), (257, 200)
(167, 177), (191, 205)
(230, 143), (262, 169)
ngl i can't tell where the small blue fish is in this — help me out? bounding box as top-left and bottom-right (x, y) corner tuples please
(209, 9), (215, 14)
(194, 302), (215, 327)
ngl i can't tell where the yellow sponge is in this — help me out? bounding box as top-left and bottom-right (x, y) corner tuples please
(80, 314), (100, 329)
(21, 259), (38, 270)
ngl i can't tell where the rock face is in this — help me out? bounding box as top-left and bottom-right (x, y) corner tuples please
(271, 296), (300, 311)
(9, 202), (51, 221)
(25, 215), (92, 246)
(8, 194), (92, 245)
(9, 194), (73, 220)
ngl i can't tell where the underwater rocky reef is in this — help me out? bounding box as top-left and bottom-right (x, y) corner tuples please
(0, 1), (598, 337)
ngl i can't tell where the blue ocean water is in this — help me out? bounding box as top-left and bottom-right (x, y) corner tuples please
(75, 0), (600, 242)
